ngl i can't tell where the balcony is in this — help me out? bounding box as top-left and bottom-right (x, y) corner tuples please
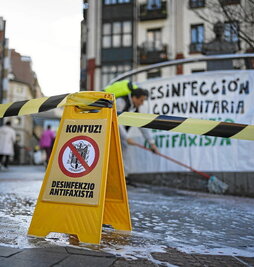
(189, 42), (204, 53)
(138, 42), (168, 65)
(139, 1), (167, 21)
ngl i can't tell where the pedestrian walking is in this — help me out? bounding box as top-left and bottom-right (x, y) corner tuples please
(105, 81), (158, 181)
(0, 121), (16, 170)
(39, 125), (55, 166)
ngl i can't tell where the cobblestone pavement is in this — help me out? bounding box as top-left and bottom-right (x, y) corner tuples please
(0, 245), (254, 266)
(0, 166), (253, 266)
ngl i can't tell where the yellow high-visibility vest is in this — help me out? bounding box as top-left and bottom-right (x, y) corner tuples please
(104, 80), (138, 98)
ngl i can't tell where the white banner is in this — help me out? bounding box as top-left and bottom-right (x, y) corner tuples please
(127, 70), (254, 173)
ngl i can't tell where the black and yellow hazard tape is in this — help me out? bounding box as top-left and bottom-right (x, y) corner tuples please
(0, 93), (253, 141)
(117, 112), (254, 141)
(0, 93), (113, 118)
(0, 94), (69, 118)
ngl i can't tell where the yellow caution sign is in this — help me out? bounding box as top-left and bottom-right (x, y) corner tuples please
(28, 91), (132, 244)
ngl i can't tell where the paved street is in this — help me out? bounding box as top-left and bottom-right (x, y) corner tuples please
(0, 165), (253, 266)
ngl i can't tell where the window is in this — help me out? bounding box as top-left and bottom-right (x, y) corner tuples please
(191, 24), (204, 43)
(190, 24), (204, 52)
(147, 0), (161, 10)
(224, 21), (239, 42)
(102, 24), (111, 48)
(113, 22), (121, 47)
(102, 21), (132, 48)
(104, 0), (131, 4)
(189, 0), (205, 8)
(83, 2), (89, 9)
(104, 0), (117, 4)
(102, 64), (131, 87)
(146, 28), (162, 51)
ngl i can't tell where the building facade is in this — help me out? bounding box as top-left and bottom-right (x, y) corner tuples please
(80, 0), (253, 91)
(0, 17), (7, 111)
(0, 17), (59, 165)
(7, 50), (43, 164)
(80, 0), (254, 196)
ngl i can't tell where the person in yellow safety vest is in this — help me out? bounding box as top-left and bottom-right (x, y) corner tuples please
(105, 80), (159, 181)
(104, 80), (139, 98)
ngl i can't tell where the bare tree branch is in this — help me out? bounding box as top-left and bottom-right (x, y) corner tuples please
(218, 0), (254, 49)
(193, 0), (254, 50)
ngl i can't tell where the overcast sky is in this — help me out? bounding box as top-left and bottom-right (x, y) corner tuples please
(0, 0), (82, 96)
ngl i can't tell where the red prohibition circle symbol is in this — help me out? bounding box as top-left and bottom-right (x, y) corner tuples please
(58, 135), (100, 178)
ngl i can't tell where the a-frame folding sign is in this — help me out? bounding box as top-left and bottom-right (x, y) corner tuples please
(28, 91), (132, 244)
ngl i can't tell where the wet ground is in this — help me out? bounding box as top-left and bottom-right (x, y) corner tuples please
(0, 165), (253, 262)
